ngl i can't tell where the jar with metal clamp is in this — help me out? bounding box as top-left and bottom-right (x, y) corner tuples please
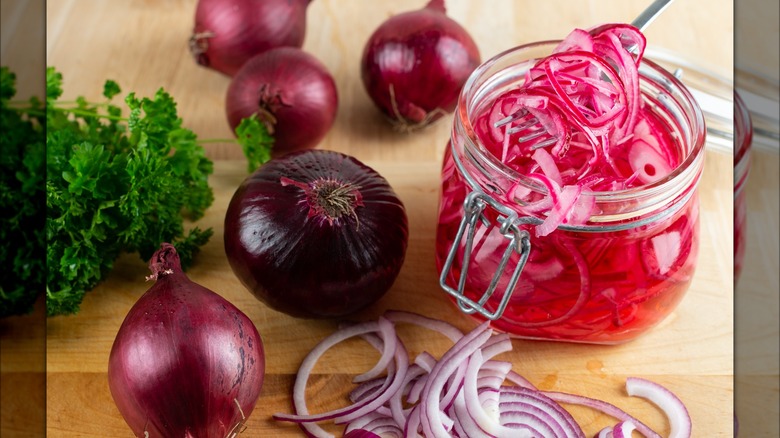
(435, 40), (706, 344)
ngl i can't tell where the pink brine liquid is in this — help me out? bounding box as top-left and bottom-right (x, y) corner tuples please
(436, 144), (699, 343)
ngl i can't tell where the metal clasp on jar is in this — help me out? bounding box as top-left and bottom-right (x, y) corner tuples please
(438, 190), (532, 321)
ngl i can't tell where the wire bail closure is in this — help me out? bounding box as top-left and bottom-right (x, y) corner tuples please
(438, 189), (531, 321)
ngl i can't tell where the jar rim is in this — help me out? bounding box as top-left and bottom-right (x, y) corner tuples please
(454, 39), (707, 206)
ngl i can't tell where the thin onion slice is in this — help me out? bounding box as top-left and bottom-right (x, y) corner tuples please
(343, 429), (383, 438)
(272, 317), (409, 437)
(613, 420), (637, 438)
(626, 377), (692, 438)
(543, 391), (660, 438)
(419, 322), (493, 437)
(274, 311), (691, 437)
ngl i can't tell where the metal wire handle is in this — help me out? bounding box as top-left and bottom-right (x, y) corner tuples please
(438, 190), (532, 321)
(631, 0), (675, 32)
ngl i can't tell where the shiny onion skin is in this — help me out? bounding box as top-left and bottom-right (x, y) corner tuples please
(360, 0), (481, 130)
(190, 0), (311, 77)
(108, 243), (265, 437)
(224, 150), (409, 318)
(226, 47), (338, 157)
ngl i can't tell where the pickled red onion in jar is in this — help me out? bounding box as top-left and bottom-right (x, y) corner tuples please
(436, 24), (706, 343)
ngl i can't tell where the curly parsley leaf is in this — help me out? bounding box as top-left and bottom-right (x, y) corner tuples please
(236, 114), (274, 172)
(45, 69), (214, 316)
(103, 80), (121, 100)
(0, 67), (46, 317)
(46, 67), (63, 102)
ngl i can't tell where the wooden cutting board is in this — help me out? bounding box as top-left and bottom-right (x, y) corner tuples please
(3, 0), (754, 436)
(42, 154), (735, 437)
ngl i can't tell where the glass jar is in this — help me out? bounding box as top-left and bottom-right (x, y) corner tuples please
(435, 41), (707, 344)
(733, 91), (752, 283)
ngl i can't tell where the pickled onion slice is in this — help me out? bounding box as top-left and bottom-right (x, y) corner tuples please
(533, 148), (563, 186)
(475, 24), (680, 236)
(628, 139), (674, 185)
(650, 231), (681, 275)
(536, 184), (583, 237)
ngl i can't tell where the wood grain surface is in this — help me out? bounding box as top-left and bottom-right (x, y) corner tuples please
(44, 154), (737, 437)
(3, 0), (777, 437)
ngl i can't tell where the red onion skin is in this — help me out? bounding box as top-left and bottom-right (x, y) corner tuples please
(108, 244), (265, 438)
(344, 429), (382, 438)
(224, 150), (409, 318)
(226, 47), (339, 157)
(360, 0), (481, 129)
(190, 0), (311, 77)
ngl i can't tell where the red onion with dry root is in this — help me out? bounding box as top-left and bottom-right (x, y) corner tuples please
(108, 243), (265, 437)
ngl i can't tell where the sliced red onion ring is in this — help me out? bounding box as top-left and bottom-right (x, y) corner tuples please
(500, 387), (584, 438)
(272, 317), (409, 437)
(420, 322), (493, 437)
(452, 391), (498, 438)
(274, 311), (690, 438)
(543, 391), (660, 438)
(343, 429), (382, 438)
(612, 420), (637, 438)
(344, 412), (403, 438)
(626, 377), (692, 438)
(354, 317), (399, 383)
(388, 364), (428, 427)
(597, 425), (614, 438)
(464, 349), (536, 437)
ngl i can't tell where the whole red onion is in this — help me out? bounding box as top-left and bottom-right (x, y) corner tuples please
(360, 0), (481, 130)
(108, 243), (265, 437)
(224, 150), (409, 319)
(226, 47), (339, 157)
(190, 0), (312, 77)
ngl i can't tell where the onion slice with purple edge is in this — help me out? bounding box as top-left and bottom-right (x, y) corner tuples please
(274, 311), (691, 437)
(626, 377), (692, 438)
(272, 317), (408, 437)
(343, 429), (383, 438)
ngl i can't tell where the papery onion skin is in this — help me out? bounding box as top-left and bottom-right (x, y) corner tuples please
(226, 47), (339, 157)
(224, 150), (409, 318)
(360, 0), (481, 129)
(108, 243), (265, 438)
(190, 0), (311, 77)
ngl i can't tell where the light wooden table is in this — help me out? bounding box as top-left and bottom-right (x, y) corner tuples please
(5, 0), (769, 437)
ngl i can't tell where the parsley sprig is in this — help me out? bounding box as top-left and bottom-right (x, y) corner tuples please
(0, 67), (46, 317)
(45, 67), (221, 315)
(2, 67), (273, 317)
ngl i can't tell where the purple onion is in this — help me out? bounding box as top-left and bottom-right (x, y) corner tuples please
(224, 150), (409, 318)
(108, 243), (265, 437)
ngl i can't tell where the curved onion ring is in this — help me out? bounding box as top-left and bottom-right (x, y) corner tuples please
(273, 311), (692, 437)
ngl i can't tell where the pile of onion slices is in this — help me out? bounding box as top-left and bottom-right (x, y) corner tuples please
(273, 310), (692, 437)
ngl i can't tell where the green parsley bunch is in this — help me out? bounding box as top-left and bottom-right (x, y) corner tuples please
(0, 67), (46, 317)
(44, 68), (215, 316)
(1, 67), (274, 317)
